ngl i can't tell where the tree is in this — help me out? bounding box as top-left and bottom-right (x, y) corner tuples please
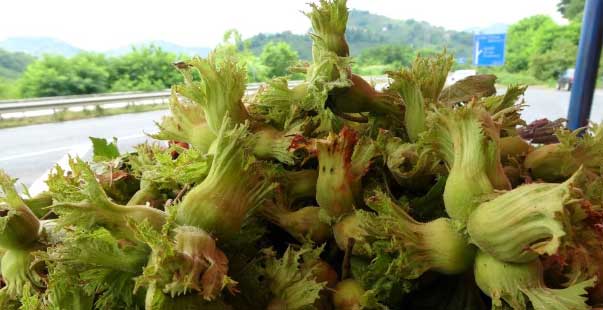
(558, 0), (585, 21)
(260, 41), (299, 78)
(528, 17), (580, 80)
(19, 53), (110, 98)
(505, 15), (558, 73)
(356, 44), (413, 67)
(0, 78), (20, 99)
(15, 45), (192, 98)
(247, 31), (312, 60)
(503, 12), (581, 81)
(531, 39), (577, 80)
(108, 45), (182, 91)
(0, 49), (35, 80)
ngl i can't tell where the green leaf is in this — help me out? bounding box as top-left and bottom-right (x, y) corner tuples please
(351, 251), (414, 308)
(48, 158), (166, 234)
(262, 245), (326, 310)
(18, 284), (44, 310)
(45, 227), (149, 309)
(44, 262), (94, 310)
(0, 288), (20, 310)
(89, 137), (120, 162)
(474, 250), (594, 310)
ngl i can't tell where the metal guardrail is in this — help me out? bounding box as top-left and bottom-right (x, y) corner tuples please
(0, 77), (388, 114)
(0, 91), (170, 113)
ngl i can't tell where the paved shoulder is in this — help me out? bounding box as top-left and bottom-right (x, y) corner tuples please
(0, 110), (168, 187)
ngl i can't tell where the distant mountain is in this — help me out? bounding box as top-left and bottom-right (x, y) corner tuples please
(1, 11), (486, 62)
(0, 48), (35, 79)
(465, 23), (509, 34)
(105, 40), (211, 57)
(0, 37), (212, 59)
(0, 37), (81, 57)
(247, 31), (312, 59)
(247, 10), (474, 60)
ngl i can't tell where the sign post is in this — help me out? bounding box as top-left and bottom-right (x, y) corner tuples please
(567, 0), (603, 130)
(473, 34), (506, 67)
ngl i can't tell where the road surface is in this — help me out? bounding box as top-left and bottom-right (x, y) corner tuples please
(1, 88), (602, 190)
(521, 88), (603, 123)
(0, 110), (169, 190)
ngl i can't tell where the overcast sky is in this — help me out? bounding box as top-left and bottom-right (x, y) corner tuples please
(0, 0), (565, 51)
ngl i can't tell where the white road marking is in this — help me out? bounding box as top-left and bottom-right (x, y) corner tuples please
(0, 145), (76, 162)
(0, 134), (146, 162)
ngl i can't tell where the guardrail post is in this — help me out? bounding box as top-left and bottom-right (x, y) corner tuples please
(0, 76), (385, 115)
(567, 0), (603, 130)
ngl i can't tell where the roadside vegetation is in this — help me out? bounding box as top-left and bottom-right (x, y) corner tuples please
(0, 0), (594, 102)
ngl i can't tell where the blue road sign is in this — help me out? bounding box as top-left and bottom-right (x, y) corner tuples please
(473, 34), (506, 66)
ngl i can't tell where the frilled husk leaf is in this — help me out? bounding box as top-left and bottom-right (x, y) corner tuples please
(468, 169), (584, 263)
(474, 250), (594, 310)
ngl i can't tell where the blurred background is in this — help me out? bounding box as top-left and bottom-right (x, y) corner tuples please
(0, 0), (582, 99)
(0, 0), (599, 189)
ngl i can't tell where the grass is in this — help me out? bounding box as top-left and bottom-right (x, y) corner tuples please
(0, 78), (21, 100)
(351, 65), (563, 88)
(477, 68), (549, 87)
(2, 68), (599, 130)
(0, 103), (168, 129)
(353, 64), (398, 76)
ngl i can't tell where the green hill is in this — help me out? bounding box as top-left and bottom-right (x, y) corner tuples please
(246, 10), (473, 60)
(0, 48), (35, 80)
(105, 40), (211, 57)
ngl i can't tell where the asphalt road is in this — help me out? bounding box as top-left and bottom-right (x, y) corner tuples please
(521, 88), (603, 123)
(1, 88), (602, 190)
(0, 110), (169, 189)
